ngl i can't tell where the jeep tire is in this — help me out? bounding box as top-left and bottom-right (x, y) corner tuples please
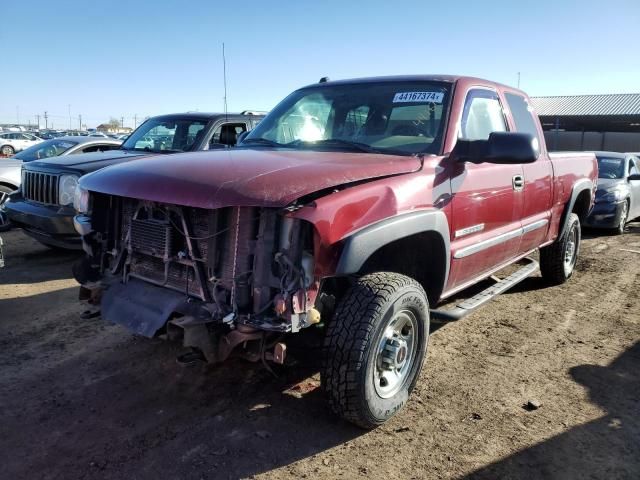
(321, 272), (430, 428)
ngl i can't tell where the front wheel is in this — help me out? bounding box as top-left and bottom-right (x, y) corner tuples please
(321, 272), (430, 429)
(540, 212), (581, 285)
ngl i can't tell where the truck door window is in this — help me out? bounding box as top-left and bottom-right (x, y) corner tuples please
(505, 92), (541, 145)
(209, 123), (247, 148)
(460, 89), (506, 141)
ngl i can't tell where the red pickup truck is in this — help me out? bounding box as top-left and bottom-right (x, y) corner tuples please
(73, 75), (597, 428)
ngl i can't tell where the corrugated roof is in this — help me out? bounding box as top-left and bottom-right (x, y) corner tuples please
(530, 93), (640, 117)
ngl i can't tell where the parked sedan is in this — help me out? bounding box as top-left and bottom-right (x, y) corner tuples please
(0, 132), (43, 155)
(11, 136), (122, 163)
(0, 137), (122, 228)
(584, 152), (640, 234)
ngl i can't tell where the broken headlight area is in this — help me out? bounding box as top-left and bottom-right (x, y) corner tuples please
(74, 195), (321, 364)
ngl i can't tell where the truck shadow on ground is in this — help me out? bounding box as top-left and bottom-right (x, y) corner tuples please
(464, 341), (640, 480)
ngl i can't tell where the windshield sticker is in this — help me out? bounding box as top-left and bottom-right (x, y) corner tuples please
(600, 158), (621, 164)
(393, 92), (444, 103)
(57, 142), (74, 148)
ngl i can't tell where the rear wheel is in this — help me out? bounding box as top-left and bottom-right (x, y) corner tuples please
(1, 145), (15, 155)
(540, 213), (580, 285)
(321, 272), (430, 428)
(614, 200), (629, 235)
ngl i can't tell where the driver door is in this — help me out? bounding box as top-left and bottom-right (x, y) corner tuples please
(448, 88), (524, 292)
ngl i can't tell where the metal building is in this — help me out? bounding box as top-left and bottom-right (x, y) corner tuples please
(531, 93), (640, 152)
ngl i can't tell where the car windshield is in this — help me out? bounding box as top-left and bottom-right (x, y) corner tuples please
(597, 157), (625, 179)
(13, 139), (79, 162)
(121, 118), (208, 153)
(244, 81), (451, 155)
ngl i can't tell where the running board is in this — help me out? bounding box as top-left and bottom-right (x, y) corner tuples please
(430, 258), (539, 322)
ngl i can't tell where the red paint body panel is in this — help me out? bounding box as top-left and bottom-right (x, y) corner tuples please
(79, 149), (422, 209)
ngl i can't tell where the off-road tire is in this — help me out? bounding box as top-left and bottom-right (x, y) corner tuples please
(321, 272), (430, 429)
(1, 145), (15, 155)
(540, 213), (580, 285)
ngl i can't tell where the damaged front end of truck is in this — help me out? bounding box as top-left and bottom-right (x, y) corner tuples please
(73, 193), (326, 365)
(70, 134), (422, 370)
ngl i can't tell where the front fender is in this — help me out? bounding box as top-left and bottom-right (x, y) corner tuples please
(335, 209), (450, 286)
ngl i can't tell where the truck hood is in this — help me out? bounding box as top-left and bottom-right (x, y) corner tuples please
(26, 149), (149, 174)
(80, 149), (421, 209)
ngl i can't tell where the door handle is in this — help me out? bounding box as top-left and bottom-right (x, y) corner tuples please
(512, 175), (524, 191)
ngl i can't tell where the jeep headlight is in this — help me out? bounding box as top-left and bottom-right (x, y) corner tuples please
(59, 174), (79, 206)
(73, 184), (90, 213)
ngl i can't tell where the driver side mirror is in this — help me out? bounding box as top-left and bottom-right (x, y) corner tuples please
(451, 132), (539, 165)
(236, 131), (249, 145)
(628, 173), (640, 181)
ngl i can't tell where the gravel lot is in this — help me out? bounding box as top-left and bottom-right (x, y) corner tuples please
(1, 224), (638, 480)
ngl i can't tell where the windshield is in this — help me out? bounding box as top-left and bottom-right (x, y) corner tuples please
(244, 81), (451, 155)
(121, 117), (208, 153)
(597, 157), (625, 179)
(13, 138), (79, 162)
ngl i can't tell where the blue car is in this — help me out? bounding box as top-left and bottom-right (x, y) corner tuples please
(584, 152), (640, 234)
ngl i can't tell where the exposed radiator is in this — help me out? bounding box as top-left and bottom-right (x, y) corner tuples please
(120, 199), (259, 301)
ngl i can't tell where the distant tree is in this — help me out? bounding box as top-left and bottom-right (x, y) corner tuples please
(107, 117), (121, 128)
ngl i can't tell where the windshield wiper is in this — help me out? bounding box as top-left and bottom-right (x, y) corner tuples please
(288, 139), (410, 156)
(241, 138), (288, 148)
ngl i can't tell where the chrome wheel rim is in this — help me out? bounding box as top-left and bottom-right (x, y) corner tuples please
(374, 309), (418, 399)
(564, 227), (578, 275)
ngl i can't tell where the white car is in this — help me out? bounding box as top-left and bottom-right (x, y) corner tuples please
(0, 132), (43, 155)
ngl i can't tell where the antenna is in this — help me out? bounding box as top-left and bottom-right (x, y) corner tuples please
(222, 42), (228, 121)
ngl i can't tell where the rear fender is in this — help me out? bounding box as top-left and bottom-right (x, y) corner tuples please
(559, 179), (594, 238)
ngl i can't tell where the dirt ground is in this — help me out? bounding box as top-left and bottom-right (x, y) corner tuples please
(0, 223), (638, 480)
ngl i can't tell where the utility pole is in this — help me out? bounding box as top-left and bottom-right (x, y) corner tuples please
(68, 104), (72, 129)
(16, 106), (20, 125)
(134, 114), (137, 128)
(44, 111), (48, 129)
(78, 114), (82, 130)
(36, 114), (40, 129)
(517, 72), (521, 89)
(121, 116), (124, 128)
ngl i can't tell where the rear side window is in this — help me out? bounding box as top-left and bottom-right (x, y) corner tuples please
(459, 89), (506, 141)
(505, 92), (540, 144)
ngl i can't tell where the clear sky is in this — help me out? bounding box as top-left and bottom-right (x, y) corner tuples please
(1, 0), (638, 128)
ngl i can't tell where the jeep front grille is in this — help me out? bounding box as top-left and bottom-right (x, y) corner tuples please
(23, 171), (59, 205)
